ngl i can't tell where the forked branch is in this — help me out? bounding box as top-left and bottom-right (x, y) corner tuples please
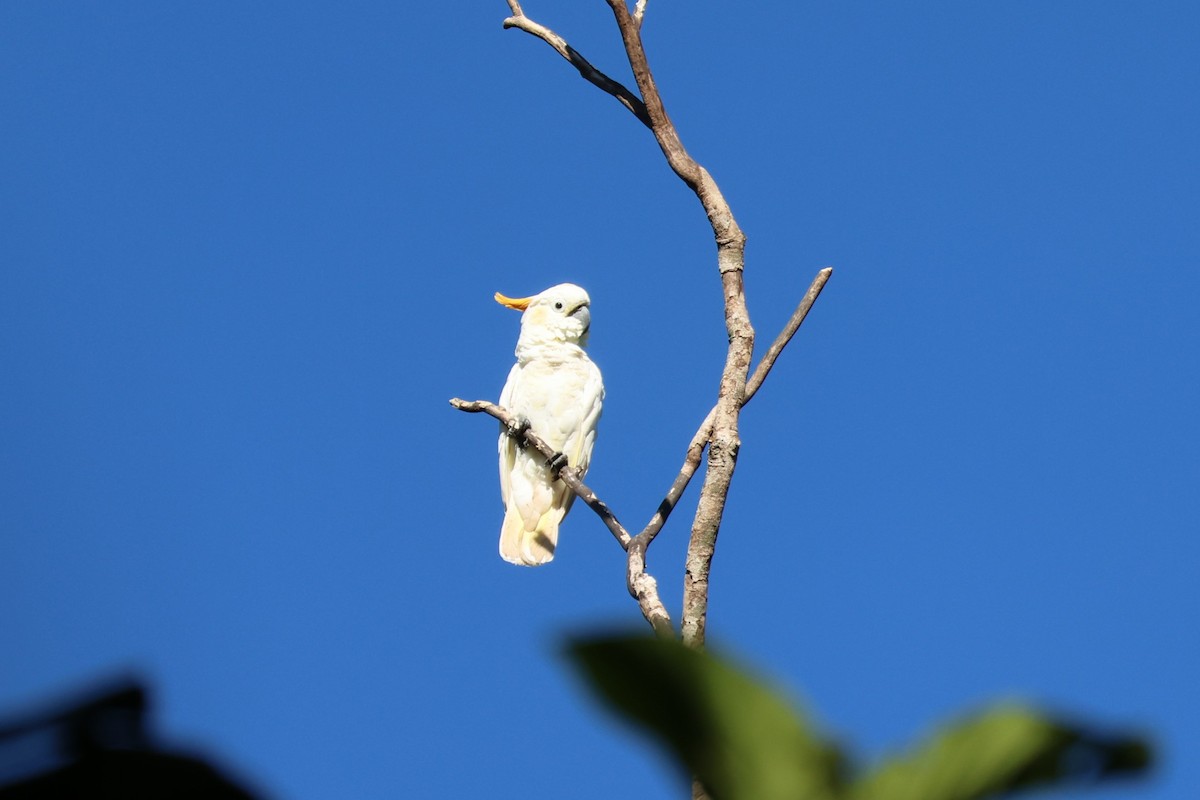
(639, 266), (833, 541)
(598, 0), (753, 653)
(502, 2), (651, 127)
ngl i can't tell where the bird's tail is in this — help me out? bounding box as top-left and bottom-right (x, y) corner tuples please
(499, 504), (563, 566)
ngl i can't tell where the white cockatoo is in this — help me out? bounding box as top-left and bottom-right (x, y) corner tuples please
(494, 283), (604, 566)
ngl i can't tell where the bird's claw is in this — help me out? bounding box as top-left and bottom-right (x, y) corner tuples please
(509, 416), (532, 441)
(547, 452), (569, 477)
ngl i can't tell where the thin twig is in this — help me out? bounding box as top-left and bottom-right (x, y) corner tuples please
(502, 7), (651, 127)
(450, 397), (673, 633)
(450, 398), (630, 547)
(745, 267), (833, 403)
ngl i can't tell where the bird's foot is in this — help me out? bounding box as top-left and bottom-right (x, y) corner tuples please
(547, 452), (569, 478)
(509, 416), (532, 443)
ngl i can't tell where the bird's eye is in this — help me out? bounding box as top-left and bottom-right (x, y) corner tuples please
(554, 302), (563, 310)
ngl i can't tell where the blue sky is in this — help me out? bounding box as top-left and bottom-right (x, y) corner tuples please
(1, 2), (1196, 799)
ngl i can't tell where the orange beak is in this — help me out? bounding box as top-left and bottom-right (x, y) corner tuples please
(494, 292), (532, 311)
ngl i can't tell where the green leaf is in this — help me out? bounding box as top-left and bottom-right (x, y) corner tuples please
(564, 633), (844, 800)
(848, 704), (1153, 800)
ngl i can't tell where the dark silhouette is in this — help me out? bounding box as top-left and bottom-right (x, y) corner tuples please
(0, 678), (265, 799)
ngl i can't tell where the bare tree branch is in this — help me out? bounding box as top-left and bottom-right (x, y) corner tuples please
(483, 7), (833, 798)
(601, 0), (753, 653)
(745, 267), (833, 403)
(450, 397), (673, 636)
(488, 0), (835, 651)
(502, 5), (652, 127)
(639, 266), (833, 541)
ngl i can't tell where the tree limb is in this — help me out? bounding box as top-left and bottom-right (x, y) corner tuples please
(492, 4), (833, 653)
(601, 0), (753, 653)
(450, 397), (673, 636)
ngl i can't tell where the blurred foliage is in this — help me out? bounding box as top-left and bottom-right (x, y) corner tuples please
(565, 634), (1152, 800)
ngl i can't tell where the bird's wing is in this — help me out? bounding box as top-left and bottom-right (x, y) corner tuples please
(497, 362), (521, 504)
(496, 362), (556, 532)
(562, 359), (604, 478)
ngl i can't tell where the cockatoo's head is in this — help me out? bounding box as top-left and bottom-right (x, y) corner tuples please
(495, 283), (593, 351)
